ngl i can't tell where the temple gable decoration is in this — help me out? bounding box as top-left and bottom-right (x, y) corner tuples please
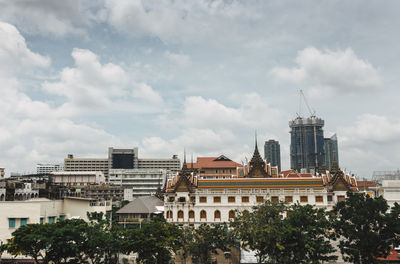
(247, 139), (268, 178)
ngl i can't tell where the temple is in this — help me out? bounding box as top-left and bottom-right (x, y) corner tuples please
(163, 140), (358, 225)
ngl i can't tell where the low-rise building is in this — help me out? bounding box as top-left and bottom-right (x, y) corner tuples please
(109, 169), (166, 199)
(50, 171), (105, 187)
(64, 154), (109, 179)
(116, 196), (164, 226)
(0, 197), (112, 248)
(36, 163), (64, 174)
(187, 155), (242, 179)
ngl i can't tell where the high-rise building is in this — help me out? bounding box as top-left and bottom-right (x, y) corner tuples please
(324, 134), (339, 171)
(264, 140), (281, 172)
(290, 116), (325, 173)
(36, 164), (63, 174)
(108, 147), (139, 169)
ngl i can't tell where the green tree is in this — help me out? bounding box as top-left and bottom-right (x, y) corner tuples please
(332, 192), (400, 264)
(83, 212), (125, 264)
(125, 217), (182, 264)
(184, 223), (235, 264)
(230, 201), (286, 264)
(7, 223), (51, 263)
(280, 204), (337, 263)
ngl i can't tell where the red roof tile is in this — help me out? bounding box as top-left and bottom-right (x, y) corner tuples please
(188, 156), (242, 169)
(357, 181), (376, 188)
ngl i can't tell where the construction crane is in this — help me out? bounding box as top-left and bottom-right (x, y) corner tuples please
(297, 89), (316, 118)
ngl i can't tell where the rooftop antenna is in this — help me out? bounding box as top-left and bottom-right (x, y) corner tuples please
(297, 89), (316, 118)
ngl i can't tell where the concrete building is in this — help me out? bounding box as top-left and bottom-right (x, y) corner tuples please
(50, 171), (105, 187)
(290, 116), (325, 174)
(109, 147), (139, 169)
(138, 155), (181, 177)
(0, 168), (4, 179)
(36, 163), (63, 174)
(64, 154), (109, 178)
(109, 169), (166, 199)
(82, 184), (124, 202)
(324, 134), (339, 171)
(0, 197), (112, 259)
(264, 140), (281, 172)
(164, 142), (358, 226)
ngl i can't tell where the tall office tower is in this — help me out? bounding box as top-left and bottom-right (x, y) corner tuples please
(36, 164), (63, 174)
(324, 134), (339, 171)
(290, 116), (325, 174)
(108, 147), (139, 169)
(264, 140), (281, 172)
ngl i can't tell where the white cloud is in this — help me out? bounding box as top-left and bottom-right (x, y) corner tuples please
(0, 0), (105, 37)
(165, 51), (191, 66)
(43, 48), (163, 115)
(181, 93), (282, 130)
(271, 47), (382, 98)
(0, 22), (50, 75)
(0, 22), (126, 174)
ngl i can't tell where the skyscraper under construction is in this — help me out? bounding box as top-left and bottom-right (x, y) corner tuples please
(289, 116), (325, 173)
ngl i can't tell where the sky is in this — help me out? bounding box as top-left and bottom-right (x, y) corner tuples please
(0, 0), (400, 178)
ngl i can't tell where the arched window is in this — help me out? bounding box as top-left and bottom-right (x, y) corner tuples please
(200, 210), (207, 219)
(178, 210), (184, 219)
(214, 210), (221, 220)
(229, 210), (235, 219)
(189, 210), (195, 219)
(166, 210), (172, 218)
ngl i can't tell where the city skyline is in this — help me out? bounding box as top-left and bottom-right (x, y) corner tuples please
(1, 1), (400, 178)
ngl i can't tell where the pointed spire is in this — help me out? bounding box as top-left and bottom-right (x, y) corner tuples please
(182, 148), (187, 170)
(330, 158), (339, 174)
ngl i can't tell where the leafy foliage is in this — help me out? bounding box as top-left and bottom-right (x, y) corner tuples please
(230, 201), (286, 264)
(332, 192), (400, 264)
(182, 223), (235, 264)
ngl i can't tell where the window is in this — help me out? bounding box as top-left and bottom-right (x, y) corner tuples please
(256, 196), (264, 203)
(9, 218), (15, 228)
(199, 197), (207, 203)
(285, 196), (293, 203)
(178, 197), (186, 202)
(20, 218), (27, 227)
(213, 196), (221, 203)
(48, 217), (55, 223)
(271, 196), (279, 203)
(315, 196), (323, 203)
(229, 210), (235, 219)
(190, 196), (196, 203)
(214, 210), (221, 219)
(40, 217), (44, 224)
(337, 195), (345, 202)
(168, 197), (175, 202)
(177, 210), (184, 219)
(200, 210), (207, 219)
(189, 210), (195, 219)
(228, 196), (236, 203)
(241, 196), (249, 203)
(327, 195), (333, 202)
(300, 196), (308, 203)
(166, 210), (173, 218)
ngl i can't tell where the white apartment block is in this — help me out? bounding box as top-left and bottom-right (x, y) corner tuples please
(0, 197), (112, 259)
(109, 169), (166, 199)
(138, 156), (181, 178)
(372, 180), (400, 207)
(64, 154), (109, 178)
(36, 163), (64, 174)
(50, 171), (105, 186)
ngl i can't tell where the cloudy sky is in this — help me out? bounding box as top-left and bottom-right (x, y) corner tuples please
(1, 0), (399, 178)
